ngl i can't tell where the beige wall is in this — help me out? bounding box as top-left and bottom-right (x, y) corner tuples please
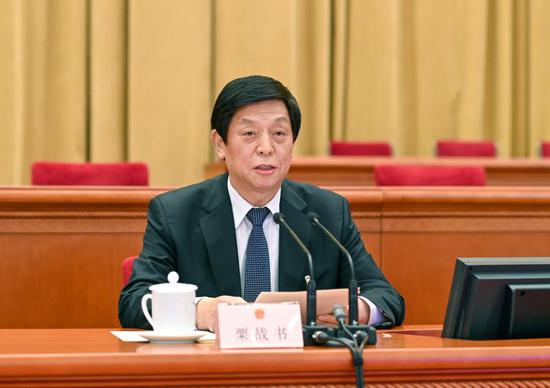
(1, 0), (550, 186)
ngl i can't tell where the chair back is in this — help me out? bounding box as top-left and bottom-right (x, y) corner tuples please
(436, 140), (496, 157)
(31, 162), (149, 185)
(541, 142), (550, 157)
(122, 256), (138, 286)
(330, 141), (392, 156)
(374, 165), (487, 186)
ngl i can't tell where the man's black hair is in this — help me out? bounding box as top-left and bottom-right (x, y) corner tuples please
(210, 75), (301, 143)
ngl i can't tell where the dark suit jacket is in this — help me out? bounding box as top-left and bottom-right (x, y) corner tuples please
(119, 174), (405, 328)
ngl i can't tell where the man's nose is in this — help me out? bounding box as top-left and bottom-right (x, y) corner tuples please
(257, 133), (274, 155)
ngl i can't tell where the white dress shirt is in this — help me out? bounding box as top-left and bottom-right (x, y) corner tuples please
(227, 178), (383, 326)
(227, 178), (281, 293)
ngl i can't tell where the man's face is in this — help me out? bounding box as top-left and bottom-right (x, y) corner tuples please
(211, 99), (294, 206)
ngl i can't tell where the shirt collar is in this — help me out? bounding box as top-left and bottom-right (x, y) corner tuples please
(227, 177), (281, 229)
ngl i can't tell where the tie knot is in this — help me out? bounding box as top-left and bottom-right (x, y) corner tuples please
(247, 207), (270, 227)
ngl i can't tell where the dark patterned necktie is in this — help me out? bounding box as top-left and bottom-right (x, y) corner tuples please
(243, 207), (271, 302)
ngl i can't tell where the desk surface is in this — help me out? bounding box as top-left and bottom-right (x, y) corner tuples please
(1, 326), (549, 387)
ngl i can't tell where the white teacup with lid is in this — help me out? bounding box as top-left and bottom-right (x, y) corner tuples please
(141, 271), (198, 333)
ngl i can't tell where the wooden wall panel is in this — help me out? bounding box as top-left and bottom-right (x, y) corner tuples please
(1, 186), (550, 327)
(0, 234), (143, 327)
(377, 187), (550, 324)
(0, 187), (162, 328)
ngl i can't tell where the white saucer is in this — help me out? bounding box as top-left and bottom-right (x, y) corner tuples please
(136, 330), (210, 344)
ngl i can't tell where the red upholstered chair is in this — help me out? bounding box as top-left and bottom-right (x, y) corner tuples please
(330, 141), (393, 156)
(436, 140), (496, 157)
(31, 162), (149, 185)
(374, 165), (487, 186)
(541, 142), (550, 157)
(122, 256), (138, 286)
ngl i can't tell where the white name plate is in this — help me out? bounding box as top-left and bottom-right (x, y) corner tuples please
(216, 303), (303, 349)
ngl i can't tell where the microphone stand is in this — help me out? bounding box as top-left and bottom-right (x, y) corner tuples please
(306, 212), (378, 388)
(273, 213), (335, 345)
(301, 274), (334, 346)
(308, 212), (377, 345)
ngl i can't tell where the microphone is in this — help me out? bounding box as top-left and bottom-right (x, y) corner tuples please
(307, 212), (376, 345)
(307, 212), (358, 324)
(273, 212), (334, 345)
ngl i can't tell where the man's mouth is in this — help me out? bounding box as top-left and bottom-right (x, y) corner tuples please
(255, 165), (276, 171)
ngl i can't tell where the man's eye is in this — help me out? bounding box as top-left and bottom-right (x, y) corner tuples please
(243, 131), (255, 136)
(274, 130), (287, 136)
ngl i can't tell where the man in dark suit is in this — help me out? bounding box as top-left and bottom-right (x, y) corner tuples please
(119, 75), (404, 331)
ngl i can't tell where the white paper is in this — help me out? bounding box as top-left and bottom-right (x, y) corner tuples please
(110, 330), (148, 342)
(255, 288), (349, 323)
(197, 332), (216, 343)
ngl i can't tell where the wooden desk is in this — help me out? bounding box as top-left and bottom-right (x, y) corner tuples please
(205, 157), (550, 186)
(0, 326), (549, 387)
(2, 186), (550, 328)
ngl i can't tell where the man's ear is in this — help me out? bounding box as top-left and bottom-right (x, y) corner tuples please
(211, 130), (226, 161)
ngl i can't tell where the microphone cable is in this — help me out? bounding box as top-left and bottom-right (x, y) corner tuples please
(333, 304), (357, 347)
(313, 330), (367, 388)
(313, 305), (371, 388)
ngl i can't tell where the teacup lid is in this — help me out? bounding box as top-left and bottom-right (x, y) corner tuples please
(148, 271), (198, 293)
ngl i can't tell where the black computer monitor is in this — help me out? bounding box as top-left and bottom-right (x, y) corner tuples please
(442, 257), (550, 340)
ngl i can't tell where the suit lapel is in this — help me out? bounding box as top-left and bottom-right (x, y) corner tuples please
(278, 181), (311, 291)
(199, 175), (241, 296)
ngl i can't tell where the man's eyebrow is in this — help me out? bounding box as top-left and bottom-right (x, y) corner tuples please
(237, 116), (290, 125)
(237, 118), (254, 125)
